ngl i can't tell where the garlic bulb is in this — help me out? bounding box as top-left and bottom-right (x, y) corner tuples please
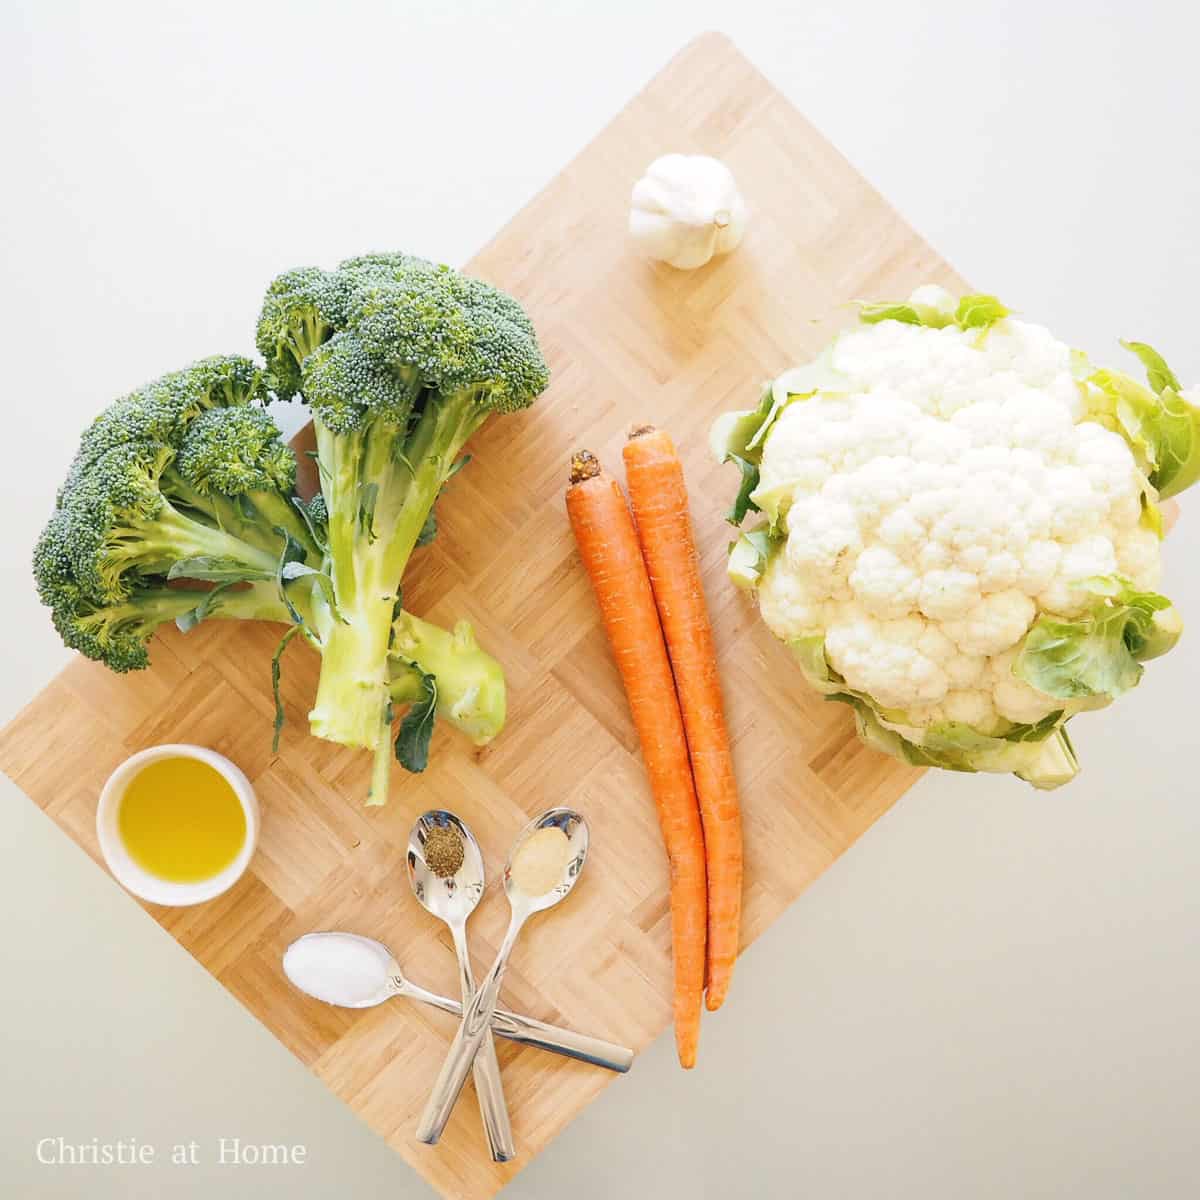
(629, 154), (747, 270)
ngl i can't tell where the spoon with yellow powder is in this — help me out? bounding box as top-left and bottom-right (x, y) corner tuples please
(416, 808), (588, 1146)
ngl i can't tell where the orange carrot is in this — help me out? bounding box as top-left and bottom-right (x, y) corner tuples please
(566, 450), (707, 1068)
(623, 427), (743, 1011)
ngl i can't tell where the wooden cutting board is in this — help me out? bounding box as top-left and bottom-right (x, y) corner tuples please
(0, 33), (966, 1200)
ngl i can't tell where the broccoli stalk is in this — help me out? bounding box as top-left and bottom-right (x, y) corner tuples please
(390, 612), (505, 744)
(307, 391), (487, 750)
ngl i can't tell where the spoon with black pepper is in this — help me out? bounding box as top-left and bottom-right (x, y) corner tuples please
(407, 811), (514, 1162)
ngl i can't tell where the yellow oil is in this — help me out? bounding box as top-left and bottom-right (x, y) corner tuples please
(117, 757), (246, 883)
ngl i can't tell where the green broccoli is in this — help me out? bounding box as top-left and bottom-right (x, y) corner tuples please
(34, 352), (512, 778)
(255, 254), (548, 781)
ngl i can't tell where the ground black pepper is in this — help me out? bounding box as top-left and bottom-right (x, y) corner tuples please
(424, 826), (464, 878)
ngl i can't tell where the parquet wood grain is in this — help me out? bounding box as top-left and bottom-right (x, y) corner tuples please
(0, 33), (964, 1199)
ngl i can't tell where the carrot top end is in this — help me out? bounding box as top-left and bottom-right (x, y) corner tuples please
(568, 450), (602, 484)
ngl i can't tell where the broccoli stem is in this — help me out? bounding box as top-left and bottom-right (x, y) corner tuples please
(307, 588), (396, 748)
(161, 469), (320, 563)
(367, 703), (395, 806)
(207, 580), (298, 621)
(111, 500), (279, 590)
(391, 612), (506, 746)
(245, 490), (322, 560)
(307, 392), (486, 750)
(312, 420), (368, 611)
(86, 580), (292, 640)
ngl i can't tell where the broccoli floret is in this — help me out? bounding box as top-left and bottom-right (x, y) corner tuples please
(38, 358), (310, 647)
(75, 356), (268, 469)
(34, 497), (288, 673)
(256, 253), (548, 777)
(255, 269), (358, 400)
(51, 583), (290, 673)
(302, 331), (418, 433)
(169, 405), (319, 560)
(175, 406), (295, 495)
(55, 441), (281, 604)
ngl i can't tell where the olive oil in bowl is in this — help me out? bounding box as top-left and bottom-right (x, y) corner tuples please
(97, 745), (259, 906)
(118, 756), (247, 883)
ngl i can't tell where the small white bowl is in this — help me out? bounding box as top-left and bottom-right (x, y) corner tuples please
(96, 744), (259, 907)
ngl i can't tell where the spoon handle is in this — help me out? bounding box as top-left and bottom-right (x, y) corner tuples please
(394, 979), (633, 1072)
(417, 917), (522, 1145)
(488, 1009), (634, 1073)
(451, 923), (514, 1162)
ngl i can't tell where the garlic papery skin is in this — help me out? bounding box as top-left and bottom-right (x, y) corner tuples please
(629, 153), (747, 270)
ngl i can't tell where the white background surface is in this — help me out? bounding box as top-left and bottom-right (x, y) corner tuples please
(3, 2), (1199, 1197)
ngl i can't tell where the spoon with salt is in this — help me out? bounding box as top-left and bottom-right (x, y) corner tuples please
(416, 808), (588, 1146)
(407, 811), (513, 1163)
(282, 931), (632, 1070)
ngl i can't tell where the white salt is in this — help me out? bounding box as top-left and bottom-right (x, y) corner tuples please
(282, 932), (392, 1007)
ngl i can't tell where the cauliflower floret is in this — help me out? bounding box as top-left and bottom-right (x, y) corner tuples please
(1018, 540), (1061, 594)
(941, 589), (1036, 657)
(754, 398), (852, 500)
(910, 419), (970, 464)
(1075, 424), (1142, 505)
(901, 690), (1005, 736)
(945, 653), (988, 690)
(978, 551), (1022, 592)
(943, 689), (1003, 731)
(986, 319), (1073, 387)
(990, 649), (1060, 725)
(849, 546), (920, 619)
(1038, 535), (1119, 615)
(917, 539), (952, 572)
(785, 498), (861, 588)
(1047, 466), (1107, 538)
(758, 552), (826, 640)
(878, 505), (926, 551)
(918, 568), (980, 621)
(1001, 387), (1076, 455)
(1116, 526), (1163, 590)
(825, 614), (949, 710)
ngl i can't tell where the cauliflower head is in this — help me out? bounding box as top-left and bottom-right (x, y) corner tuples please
(714, 287), (1199, 788)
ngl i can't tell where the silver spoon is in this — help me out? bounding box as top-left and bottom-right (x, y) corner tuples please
(408, 811), (514, 1163)
(416, 808), (589, 1146)
(282, 932), (632, 1070)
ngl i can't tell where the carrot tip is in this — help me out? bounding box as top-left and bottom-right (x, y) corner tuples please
(568, 450), (601, 484)
(704, 991), (725, 1013)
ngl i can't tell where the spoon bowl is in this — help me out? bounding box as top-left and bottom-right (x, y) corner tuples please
(406, 810), (486, 924)
(283, 931), (402, 1009)
(503, 807), (589, 916)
